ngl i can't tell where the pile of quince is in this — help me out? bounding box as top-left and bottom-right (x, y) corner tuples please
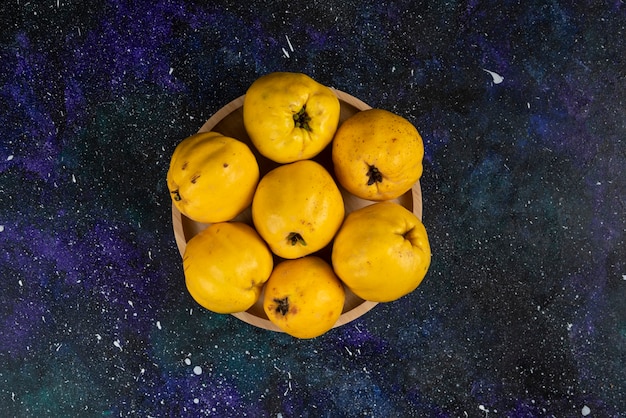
(167, 72), (431, 339)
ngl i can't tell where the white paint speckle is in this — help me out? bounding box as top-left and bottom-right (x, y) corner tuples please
(72, 174), (76, 183)
(285, 35), (294, 52)
(0, 225), (4, 232)
(284, 379), (292, 396)
(184, 358), (191, 365)
(479, 404), (490, 416)
(483, 68), (504, 84)
(113, 339), (122, 351)
(169, 67), (174, 75)
(6, 155), (13, 161)
(622, 274), (626, 281)
(282, 47), (290, 58)
(156, 320), (162, 330)
(193, 398), (199, 404)
(193, 365), (202, 375)
(581, 405), (591, 416)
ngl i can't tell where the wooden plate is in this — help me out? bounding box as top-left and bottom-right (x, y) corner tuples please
(171, 90), (423, 332)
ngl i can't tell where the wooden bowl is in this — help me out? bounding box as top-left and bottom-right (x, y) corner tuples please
(171, 90), (423, 332)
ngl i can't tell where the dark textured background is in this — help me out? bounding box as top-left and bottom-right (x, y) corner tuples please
(1, 1), (625, 417)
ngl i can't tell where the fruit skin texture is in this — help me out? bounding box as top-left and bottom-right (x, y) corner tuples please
(331, 201), (431, 303)
(252, 160), (345, 259)
(167, 131), (259, 223)
(263, 256), (345, 339)
(243, 72), (340, 164)
(183, 222), (273, 314)
(332, 108), (424, 201)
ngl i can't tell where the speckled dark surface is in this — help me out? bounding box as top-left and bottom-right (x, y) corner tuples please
(1, 1), (625, 417)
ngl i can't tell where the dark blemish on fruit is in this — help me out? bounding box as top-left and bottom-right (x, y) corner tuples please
(287, 232), (307, 246)
(293, 105), (312, 131)
(366, 165), (383, 186)
(274, 297), (289, 316)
